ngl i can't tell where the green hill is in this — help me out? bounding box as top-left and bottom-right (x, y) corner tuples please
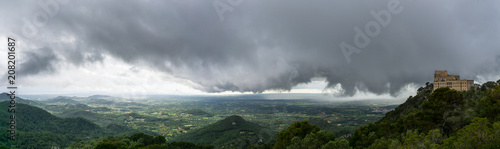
(57, 110), (158, 136)
(183, 109), (214, 117)
(0, 101), (104, 148)
(269, 80), (500, 149)
(44, 103), (112, 114)
(0, 100), (156, 148)
(173, 115), (275, 148)
(0, 92), (40, 106)
(42, 96), (80, 104)
(57, 110), (118, 127)
(349, 81), (500, 148)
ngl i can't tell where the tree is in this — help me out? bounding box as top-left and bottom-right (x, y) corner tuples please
(367, 137), (391, 149)
(417, 87), (425, 93)
(421, 87), (464, 135)
(153, 135), (166, 144)
(95, 141), (127, 149)
(481, 81), (497, 91)
(424, 129), (443, 146)
(478, 84), (500, 122)
(322, 138), (350, 149)
(286, 131), (335, 149)
(350, 123), (380, 148)
(441, 117), (495, 148)
(273, 121), (320, 149)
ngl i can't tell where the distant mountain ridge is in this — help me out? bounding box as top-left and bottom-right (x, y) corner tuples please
(0, 92), (38, 105)
(89, 95), (113, 98)
(43, 96), (80, 104)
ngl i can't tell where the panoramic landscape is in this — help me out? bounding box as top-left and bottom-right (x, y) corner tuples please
(1, 0), (500, 149)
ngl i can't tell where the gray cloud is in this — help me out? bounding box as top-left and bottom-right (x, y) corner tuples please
(18, 47), (58, 76)
(2, 0), (500, 96)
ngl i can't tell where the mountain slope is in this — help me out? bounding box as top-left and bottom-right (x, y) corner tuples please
(56, 110), (158, 136)
(0, 93), (40, 105)
(173, 115), (275, 148)
(42, 96), (80, 104)
(183, 109), (214, 117)
(349, 81), (500, 148)
(0, 100), (156, 148)
(0, 101), (104, 148)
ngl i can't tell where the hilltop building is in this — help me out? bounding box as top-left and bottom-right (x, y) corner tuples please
(433, 70), (474, 91)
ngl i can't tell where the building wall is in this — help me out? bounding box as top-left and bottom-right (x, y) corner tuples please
(433, 70), (474, 91)
(434, 70), (461, 82)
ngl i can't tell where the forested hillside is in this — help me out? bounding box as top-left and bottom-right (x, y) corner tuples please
(173, 115), (275, 149)
(70, 133), (213, 149)
(349, 80), (500, 148)
(0, 101), (154, 148)
(0, 101), (104, 148)
(266, 80), (500, 149)
(0, 93), (40, 106)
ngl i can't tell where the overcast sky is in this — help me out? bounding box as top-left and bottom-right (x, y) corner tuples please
(1, 0), (499, 98)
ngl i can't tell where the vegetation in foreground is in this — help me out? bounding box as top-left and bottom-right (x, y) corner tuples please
(348, 80), (500, 148)
(1, 79), (499, 148)
(71, 133), (213, 149)
(251, 80), (500, 148)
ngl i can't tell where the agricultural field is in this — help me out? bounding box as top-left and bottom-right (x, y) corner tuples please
(33, 94), (400, 141)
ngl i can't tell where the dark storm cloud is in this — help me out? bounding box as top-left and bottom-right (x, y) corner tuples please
(3, 0), (500, 95)
(17, 47), (58, 76)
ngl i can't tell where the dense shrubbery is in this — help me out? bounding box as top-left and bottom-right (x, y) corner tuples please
(267, 80), (500, 149)
(273, 121), (320, 148)
(0, 101), (105, 148)
(0, 101), (156, 149)
(271, 121), (350, 149)
(70, 133), (213, 149)
(349, 80), (500, 148)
